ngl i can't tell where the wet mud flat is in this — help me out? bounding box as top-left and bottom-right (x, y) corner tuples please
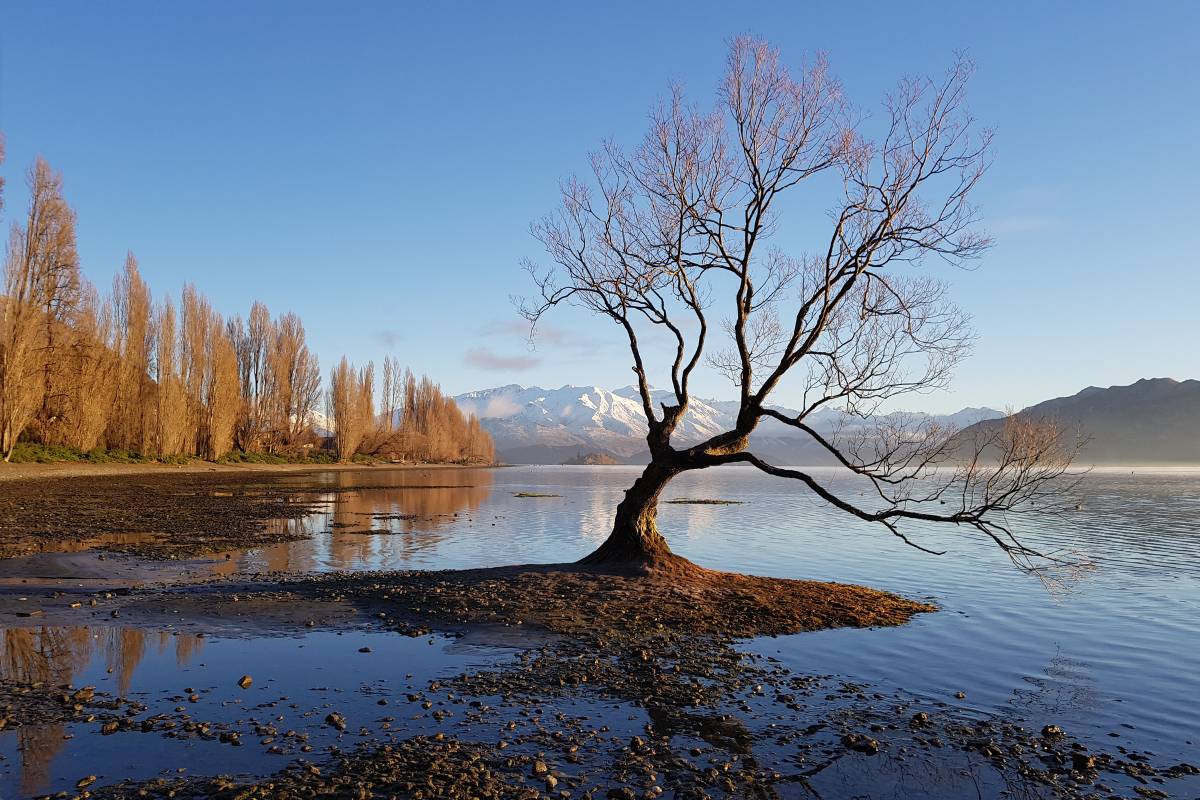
(0, 471), (327, 560)
(0, 467), (480, 561)
(1, 565), (1196, 799)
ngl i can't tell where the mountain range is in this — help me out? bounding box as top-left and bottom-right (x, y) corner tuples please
(455, 378), (1200, 465)
(453, 384), (1003, 465)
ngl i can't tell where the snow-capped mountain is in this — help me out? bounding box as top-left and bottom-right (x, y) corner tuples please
(454, 384), (1003, 464)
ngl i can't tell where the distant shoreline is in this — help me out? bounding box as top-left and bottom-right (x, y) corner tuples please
(0, 460), (491, 483)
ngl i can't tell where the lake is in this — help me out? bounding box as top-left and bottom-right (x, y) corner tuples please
(1, 464), (1197, 797)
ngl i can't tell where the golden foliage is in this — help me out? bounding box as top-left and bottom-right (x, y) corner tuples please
(0, 153), (493, 465)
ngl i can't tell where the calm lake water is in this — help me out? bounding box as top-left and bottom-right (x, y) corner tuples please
(2, 465), (1198, 797)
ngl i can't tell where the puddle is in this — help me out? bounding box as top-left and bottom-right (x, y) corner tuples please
(0, 625), (515, 798)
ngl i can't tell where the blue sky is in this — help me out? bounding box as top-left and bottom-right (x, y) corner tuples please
(1, 2), (1196, 413)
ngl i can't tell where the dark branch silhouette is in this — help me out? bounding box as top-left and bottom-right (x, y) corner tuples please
(521, 37), (1081, 571)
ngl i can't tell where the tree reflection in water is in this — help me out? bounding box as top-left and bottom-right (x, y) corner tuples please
(0, 626), (204, 795)
(249, 468), (495, 572)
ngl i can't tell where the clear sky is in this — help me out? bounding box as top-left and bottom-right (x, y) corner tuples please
(1, 2), (1196, 413)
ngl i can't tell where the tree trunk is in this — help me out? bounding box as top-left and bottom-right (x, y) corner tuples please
(579, 459), (680, 565)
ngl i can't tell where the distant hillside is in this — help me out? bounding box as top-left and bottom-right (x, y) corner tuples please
(961, 378), (1200, 464)
(563, 451), (620, 466)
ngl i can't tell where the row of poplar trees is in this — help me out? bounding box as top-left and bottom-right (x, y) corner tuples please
(0, 149), (494, 465)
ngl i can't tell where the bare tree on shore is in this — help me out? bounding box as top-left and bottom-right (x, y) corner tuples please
(1, 156), (81, 460)
(328, 357), (373, 461)
(63, 285), (117, 451)
(523, 38), (1080, 570)
(110, 252), (152, 452)
(153, 298), (190, 457)
(267, 311), (322, 448)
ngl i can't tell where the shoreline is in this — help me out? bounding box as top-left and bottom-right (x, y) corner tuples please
(0, 459), (492, 483)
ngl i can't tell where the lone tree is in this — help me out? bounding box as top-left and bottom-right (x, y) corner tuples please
(523, 38), (1078, 571)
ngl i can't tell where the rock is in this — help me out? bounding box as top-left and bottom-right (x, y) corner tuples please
(544, 774), (558, 789)
(1072, 751), (1096, 771)
(953, 691), (966, 699)
(1041, 724), (1065, 737)
(237, 675), (253, 689)
(325, 712), (347, 730)
(532, 760), (549, 776)
(911, 711), (930, 726)
(358, 646), (372, 653)
(842, 733), (880, 754)
(101, 720), (119, 735)
(76, 775), (97, 789)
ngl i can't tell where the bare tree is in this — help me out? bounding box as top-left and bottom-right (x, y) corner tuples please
(228, 301), (273, 452)
(380, 355), (402, 433)
(62, 285), (117, 451)
(1, 156), (81, 459)
(523, 38), (1079, 570)
(19, 158), (82, 447)
(152, 298), (189, 457)
(267, 311), (320, 448)
(109, 252), (152, 452)
(204, 325), (240, 460)
(0, 140), (44, 461)
(179, 285), (239, 460)
(328, 357), (374, 461)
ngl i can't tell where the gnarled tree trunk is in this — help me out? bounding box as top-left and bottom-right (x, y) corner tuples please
(579, 459), (681, 565)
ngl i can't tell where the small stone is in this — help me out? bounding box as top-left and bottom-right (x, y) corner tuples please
(842, 733), (880, 754)
(76, 775), (97, 789)
(532, 760), (549, 776)
(358, 647), (371, 653)
(1042, 724), (1065, 738)
(237, 675), (253, 689)
(1072, 752), (1096, 771)
(325, 712), (347, 730)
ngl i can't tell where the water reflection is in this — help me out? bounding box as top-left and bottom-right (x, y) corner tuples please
(238, 468), (494, 572)
(0, 626), (204, 695)
(0, 626), (204, 795)
(0, 626), (506, 798)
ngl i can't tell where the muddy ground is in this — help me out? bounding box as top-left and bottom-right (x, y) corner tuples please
(0, 464), (472, 559)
